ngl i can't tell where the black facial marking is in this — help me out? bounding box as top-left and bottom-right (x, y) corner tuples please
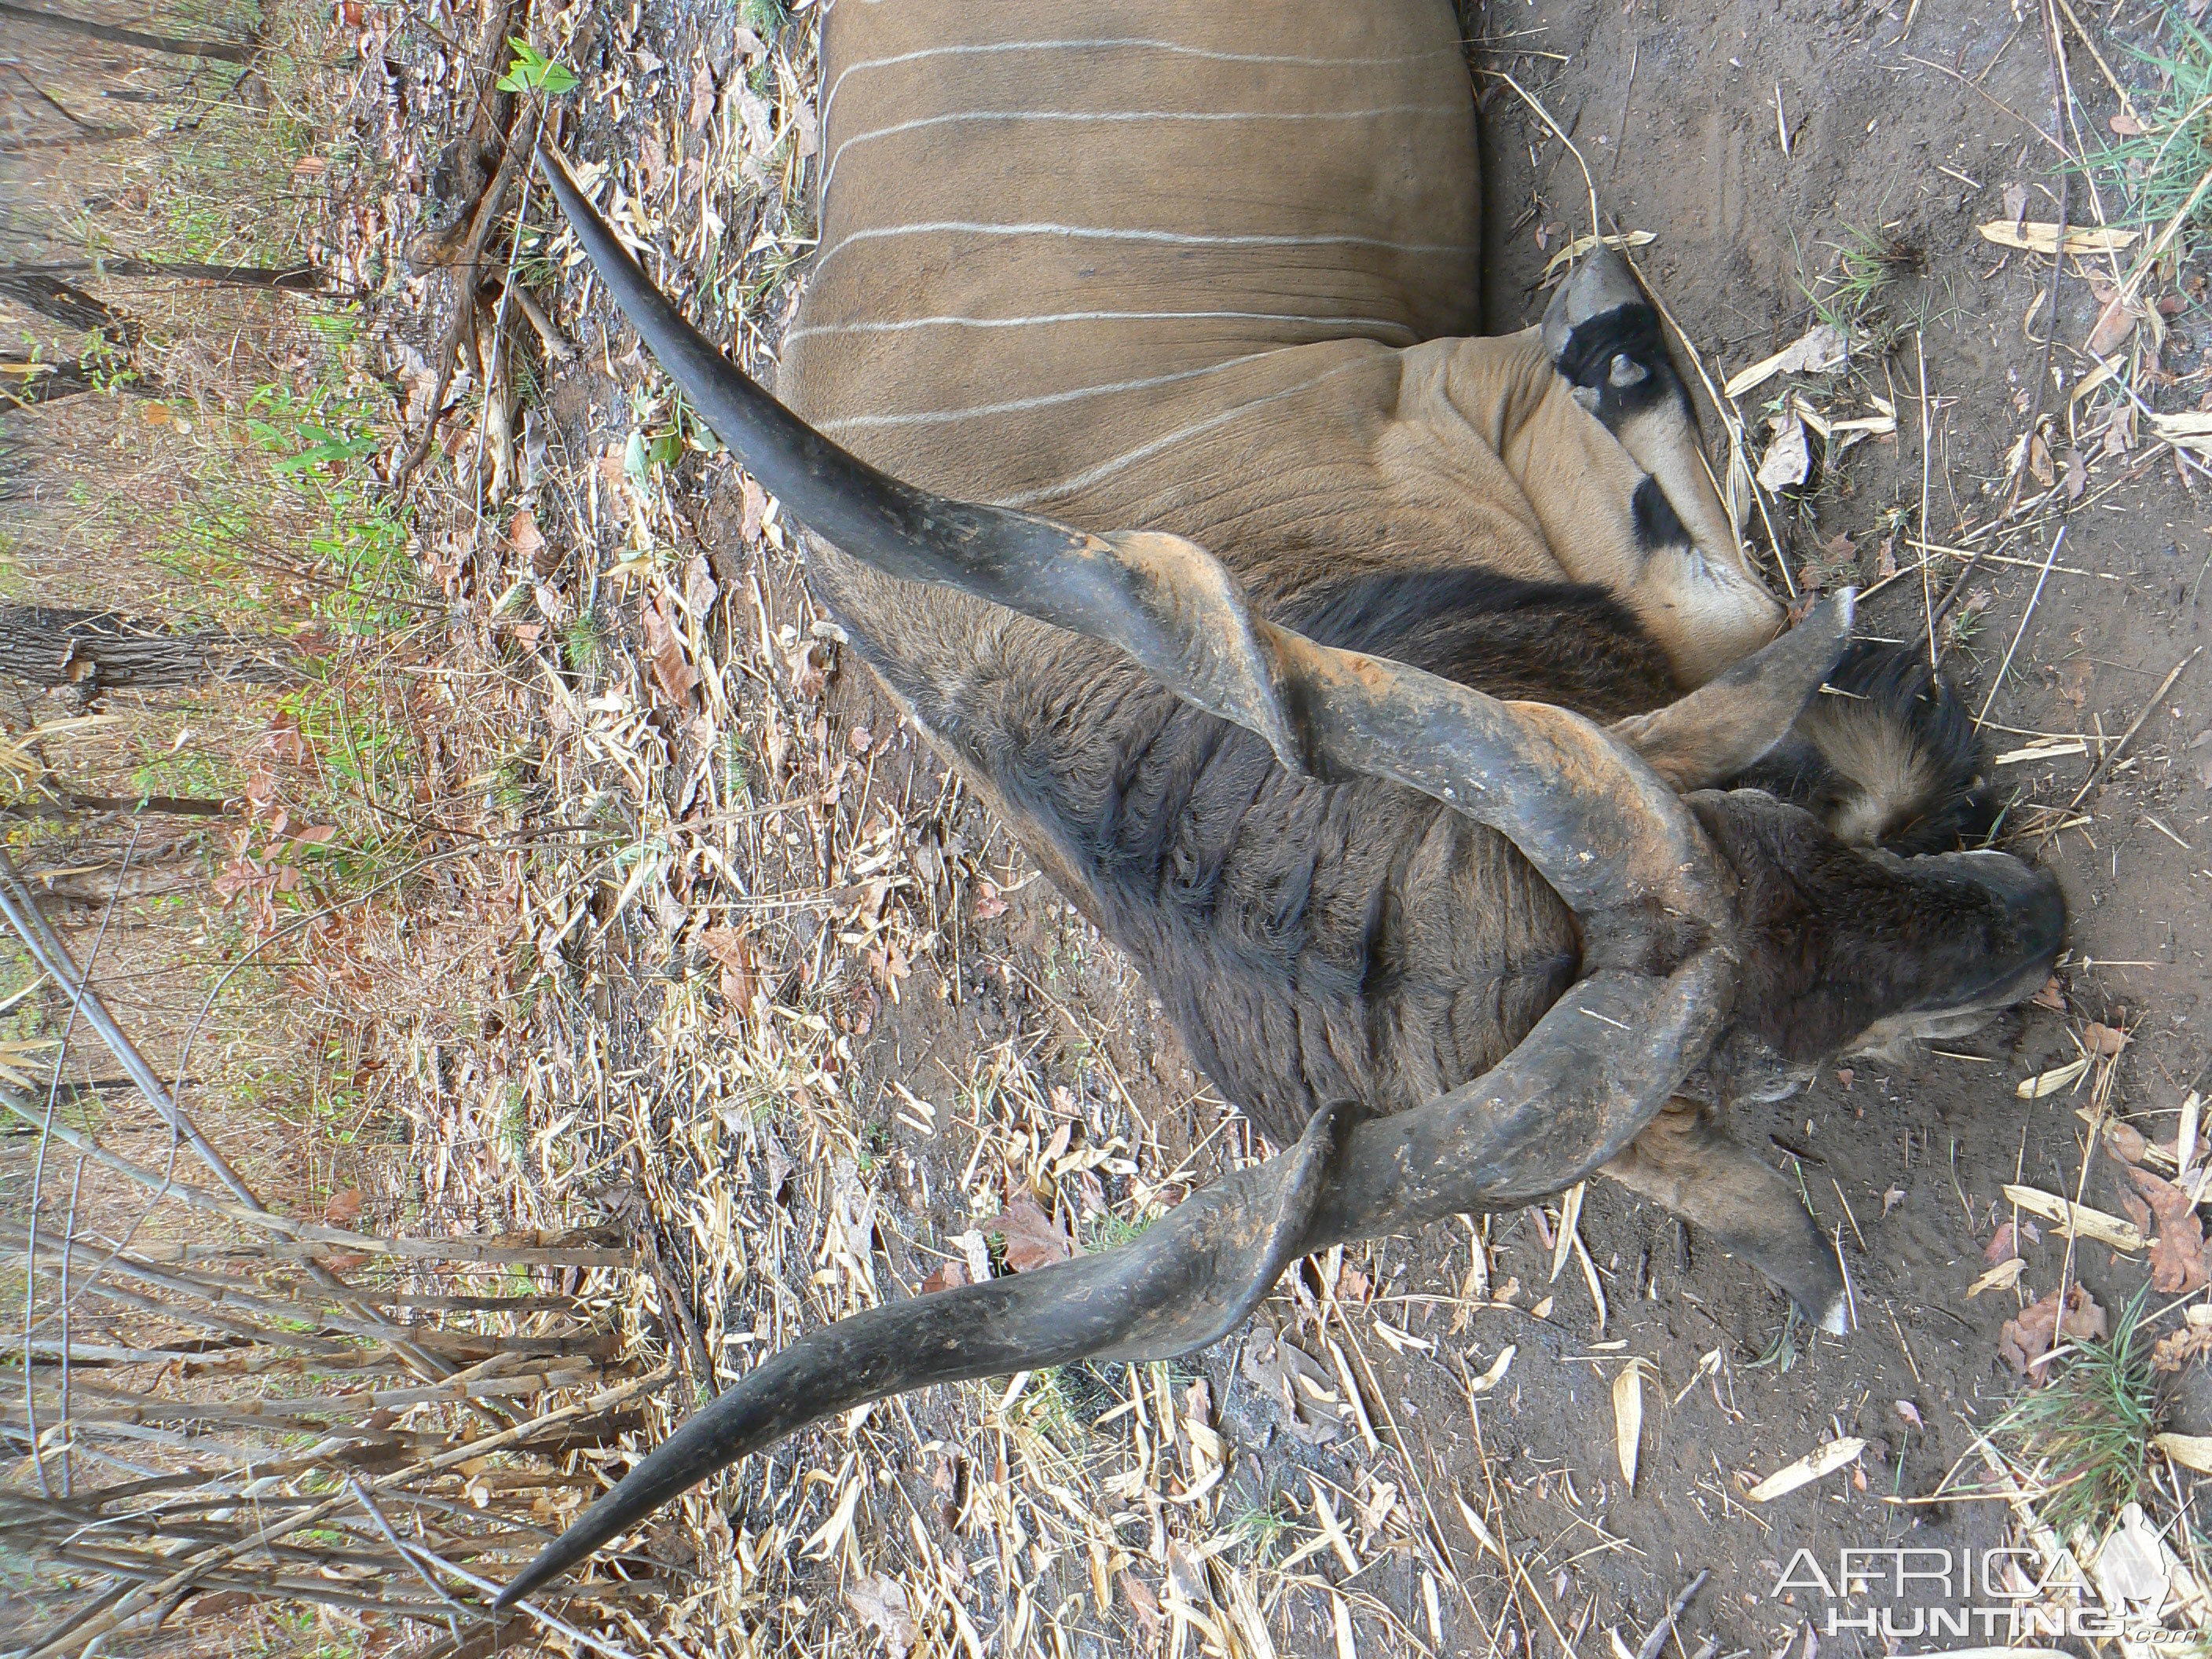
(1632, 474), (1690, 551)
(1553, 302), (1689, 434)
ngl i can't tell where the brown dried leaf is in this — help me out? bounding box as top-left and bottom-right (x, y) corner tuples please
(2027, 430), (2056, 489)
(1998, 1284), (2107, 1379)
(640, 595), (699, 709)
(844, 1574), (914, 1659)
(507, 505), (545, 566)
(324, 1188), (364, 1226)
(2129, 1165), (2210, 1294)
(2103, 1116), (2149, 1163)
(1983, 1221), (2019, 1265)
(2154, 1324), (2212, 1372)
(698, 925), (756, 1008)
(2032, 976), (2067, 1013)
(983, 1190), (1071, 1273)
(2083, 1021), (2128, 1057)
(740, 473), (767, 542)
(786, 637), (831, 700)
(687, 59), (716, 132)
(1119, 1571), (1163, 1647)
(2003, 183), (2029, 228)
(2086, 298), (2140, 358)
(919, 1259), (969, 1296)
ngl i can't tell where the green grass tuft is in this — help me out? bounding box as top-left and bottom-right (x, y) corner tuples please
(1994, 1289), (2161, 1542)
(2094, 13), (2212, 246)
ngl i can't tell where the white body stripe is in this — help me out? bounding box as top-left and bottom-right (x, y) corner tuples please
(819, 104), (1464, 205)
(786, 309), (1419, 344)
(993, 354), (1382, 510)
(816, 221), (1472, 276)
(819, 351), (1277, 434)
(819, 36), (1459, 138)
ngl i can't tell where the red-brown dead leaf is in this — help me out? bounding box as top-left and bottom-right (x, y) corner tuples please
(324, 1188), (364, 1226)
(2086, 297), (2141, 358)
(507, 505), (545, 566)
(698, 925), (756, 1009)
(919, 1260), (969, 1296)
(786, 637), (831, 700)
(2083, 1021), (2128, 1058)
(2027, 430), (2056, 489)
(2103, 1116), (2149, 1163)
(641, 595), (699, 709)
(2122, 1186), (2155, 1240)
(983, 1190), (1072, 1273)
(1119, 1571), (1163, 1647)
(687, 58), (717, 132)
(740, 474), (767, 542)
(1998, 1284), (2107, 1379)
(973, 881), (1008, 921)
(2031, 976), (2067, 1013)
(2129, 1164), (2211, 1294)
(1984, 1221), (2019, 1265)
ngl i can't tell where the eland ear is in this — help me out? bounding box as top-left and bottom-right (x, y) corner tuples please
(1611, 593), (1855, 791)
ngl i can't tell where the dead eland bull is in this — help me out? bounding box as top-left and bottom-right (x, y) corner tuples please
(501, 0), (2064, 1604)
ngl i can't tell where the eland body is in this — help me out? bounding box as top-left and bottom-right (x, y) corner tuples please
(500, 0), (2063, 1603)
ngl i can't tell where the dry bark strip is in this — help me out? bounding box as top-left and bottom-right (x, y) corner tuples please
(0, 1), (256, 62)
(392, 103), (544, 491)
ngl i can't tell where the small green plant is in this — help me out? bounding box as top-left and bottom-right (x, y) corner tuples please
(741, 0), (789, 35)
(562, 606), (610, 675)
(1229, 1493), (1297, 1558)
(497, 38), (580, 96)
(1084, 1210), (1146, 1252)
(1798, 225), (1925, 346)
(1994, 1290), (2160, 1541)
(2093, 13), (2212, 245)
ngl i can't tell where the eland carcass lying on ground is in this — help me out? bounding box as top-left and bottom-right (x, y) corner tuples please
(500, 0), (2064, 1603)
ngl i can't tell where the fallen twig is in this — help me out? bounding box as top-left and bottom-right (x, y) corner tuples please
(393, 103), (544, 492)
(2064, 646), (2201, 811)
(1635, 1569), (1709, 1659)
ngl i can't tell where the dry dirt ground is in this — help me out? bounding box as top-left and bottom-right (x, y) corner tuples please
(507, 0), (2212, 1654)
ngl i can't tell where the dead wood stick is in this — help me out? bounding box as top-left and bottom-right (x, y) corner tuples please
(0, 849), (258, 1207)
(507, 280), (577, 361)
(23, 1361), (597, 1429)
(0, 1090), (632, 1267)
(1635, 1569), (1708, 1659)
(393, 104), (544, 491)
(2, 1221), (426, 1346)
(413, 1546), (652, 1659)
(2004, 0), (2071, 518)
(22, 1365), (674, 1658)
(2065, 646), (2201, 811)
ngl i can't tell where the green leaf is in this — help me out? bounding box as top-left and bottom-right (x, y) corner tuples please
(496, 37), (580, 95)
